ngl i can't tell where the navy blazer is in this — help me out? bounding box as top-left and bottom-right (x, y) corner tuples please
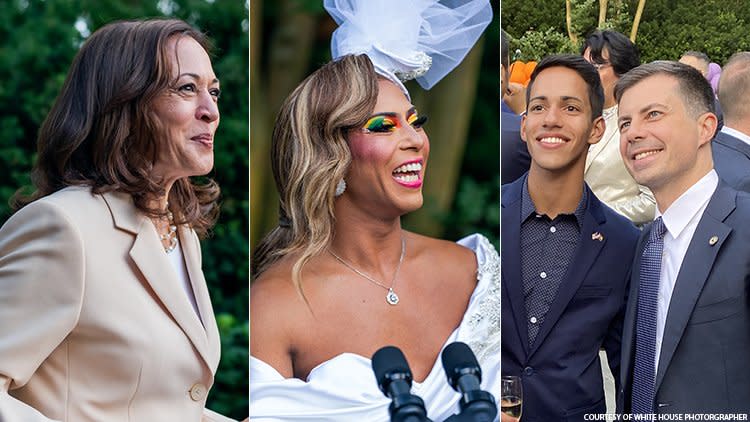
(619, 182), (750, 413)
(502, 176), (639, 422)
(712, 130), (750, 191)
(501, 103), (530, 184)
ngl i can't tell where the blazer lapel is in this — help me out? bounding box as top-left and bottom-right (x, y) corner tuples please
(102, 192), (214, 371)
(654, 185), (735, 391)
(180, 227), (221, 372)
(502, 178), (531, 355)
(528, 189), (607, 357)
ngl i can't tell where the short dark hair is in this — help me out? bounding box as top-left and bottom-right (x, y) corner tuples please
(614, 60), (715, 117)
(526, 54), (605, 120)
(501, 29), (510, 69)
(581, 30), (640, 77)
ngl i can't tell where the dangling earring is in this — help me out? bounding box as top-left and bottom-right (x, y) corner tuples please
(335, 179), (346, 197)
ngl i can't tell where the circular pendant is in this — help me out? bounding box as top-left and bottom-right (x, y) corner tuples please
(386, 288), (399, 305)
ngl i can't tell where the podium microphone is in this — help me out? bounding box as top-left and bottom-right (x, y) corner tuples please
(441, 342), (497, 422)
(372, 346), (431, 422)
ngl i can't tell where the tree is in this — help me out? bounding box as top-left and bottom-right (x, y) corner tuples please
(631, 0), (646, 41)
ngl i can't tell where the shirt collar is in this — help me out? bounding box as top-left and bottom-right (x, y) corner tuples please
(657, 170), (718, 238)
(521, 175), (588, 228)
(720, 125), (750, 146)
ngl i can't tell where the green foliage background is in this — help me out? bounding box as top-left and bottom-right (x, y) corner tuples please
(503, 0), (750, 65)
(444, 1), (500, 247)
(254, 0), (500, 249)
(0, 0), (248, 418)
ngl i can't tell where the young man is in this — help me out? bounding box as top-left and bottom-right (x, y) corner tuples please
(615, 61), (750, 414)
(501, 55), (639, 421)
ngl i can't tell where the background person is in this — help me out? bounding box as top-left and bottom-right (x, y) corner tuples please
(581, 29), (656, 226)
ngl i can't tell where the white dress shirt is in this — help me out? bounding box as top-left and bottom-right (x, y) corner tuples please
(720, 125), (750, 146)
(654, 170), (718, 370)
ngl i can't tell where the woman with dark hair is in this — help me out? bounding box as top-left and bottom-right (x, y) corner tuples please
(581, 29), (656, 226)
(249, 1), (498, 420)
(0, 19), (235, 422)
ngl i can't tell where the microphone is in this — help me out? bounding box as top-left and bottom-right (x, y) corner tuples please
(372, 346), (431, 422)
(441, 342), (497, 422)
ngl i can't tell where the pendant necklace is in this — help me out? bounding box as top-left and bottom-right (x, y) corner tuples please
(329, 236), (405, 305)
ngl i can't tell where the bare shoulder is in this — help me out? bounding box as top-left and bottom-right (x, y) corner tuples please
(250, 257), (309, 378)
(406, 232), (478, 286)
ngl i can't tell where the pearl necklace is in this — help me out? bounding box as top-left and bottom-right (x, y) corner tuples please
(154, 203), (178, 253)
(329, 237), (405, 305)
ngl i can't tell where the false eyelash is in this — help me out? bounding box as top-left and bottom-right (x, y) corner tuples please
(411, 115), (428, 128)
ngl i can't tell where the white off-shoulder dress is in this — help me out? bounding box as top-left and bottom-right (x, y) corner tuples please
(249, 234), (500, 422)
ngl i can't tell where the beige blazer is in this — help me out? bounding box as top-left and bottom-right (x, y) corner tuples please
(0, 186), (234, 422)
(584, 106), (656, 225)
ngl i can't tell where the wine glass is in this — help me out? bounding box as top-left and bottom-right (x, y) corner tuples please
(501, 375), (523, 421)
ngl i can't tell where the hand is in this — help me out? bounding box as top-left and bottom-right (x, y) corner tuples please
(503, 82), (527, 115)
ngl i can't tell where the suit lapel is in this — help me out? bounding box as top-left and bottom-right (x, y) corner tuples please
(528, 189), (607, 356)
(102, 192), (214, 371)
(502, 178), (531, 356)
(655, 185), (735, 391)
(180, 227), (221, 371)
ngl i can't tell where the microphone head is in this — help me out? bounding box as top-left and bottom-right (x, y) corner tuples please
(441, 341), (482, 390)
(371, 346), (413, 396)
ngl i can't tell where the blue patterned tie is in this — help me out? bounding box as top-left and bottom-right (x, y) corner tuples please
(632, 217), (667, 414)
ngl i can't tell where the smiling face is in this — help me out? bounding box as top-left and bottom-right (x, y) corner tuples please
(521, 66), (604, 178)
(151, 35), (220, 188)
(618, 74), (715, 209)
(343, 79), (429, 217)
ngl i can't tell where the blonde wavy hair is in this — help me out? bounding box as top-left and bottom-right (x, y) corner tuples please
(252, 54), (379, 294)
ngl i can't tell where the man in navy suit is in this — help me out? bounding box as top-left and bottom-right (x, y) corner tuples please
(501, 55), (639, 421)
(713, 52), (750, 191)
(615, 61), (750, 414)
(501, 29), (529, 184)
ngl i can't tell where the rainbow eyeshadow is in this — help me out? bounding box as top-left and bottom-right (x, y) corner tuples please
(363, 114), (398, 133)
(407, 111), (418, 125)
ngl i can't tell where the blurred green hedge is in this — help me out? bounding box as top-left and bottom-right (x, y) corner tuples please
(503, 0), (750, 65)
(0, 0), (248, 418)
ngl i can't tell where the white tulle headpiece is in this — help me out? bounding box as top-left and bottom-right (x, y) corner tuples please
(324, 0), (493, 99)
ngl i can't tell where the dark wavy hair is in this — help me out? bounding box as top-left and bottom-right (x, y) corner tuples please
(581, 30), (640, 77)
(12, 18), (220, 237)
